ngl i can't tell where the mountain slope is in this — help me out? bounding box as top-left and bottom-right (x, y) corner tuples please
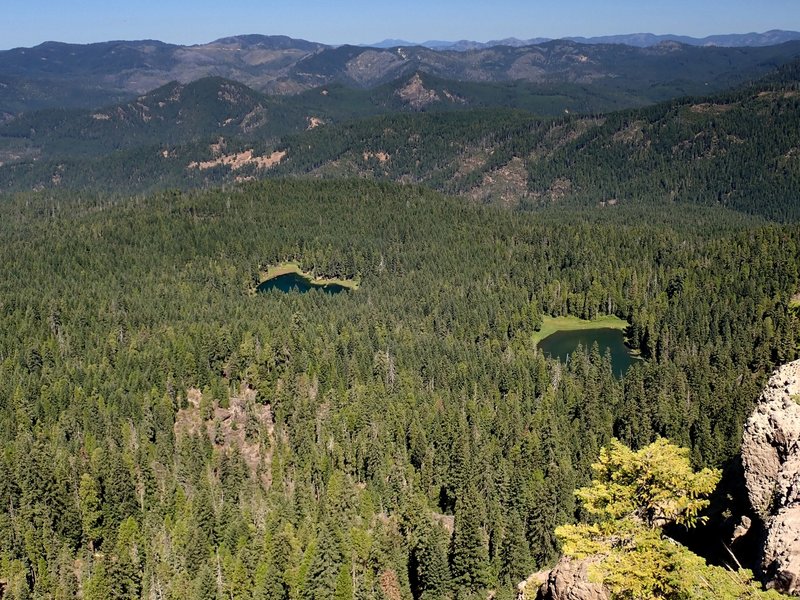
(387, 30), (800, 51)
(2, 36), (799, 117)
(2, 62), (798, 221)
(0, 74), (541, 166)
(568, 29), (800, 48)
(0, 36), (325, 114)
(270, 62), (800, 220)
(286, 40), (800, 92)
(0, 77), (273, 158)
(0, 67), (734, 171)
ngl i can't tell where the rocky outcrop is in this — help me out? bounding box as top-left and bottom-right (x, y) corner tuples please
(742, 359), (800, 595)
(174, 385), (274, 489)
(394, 73), (440, 109)
(517, 558), (609, 600)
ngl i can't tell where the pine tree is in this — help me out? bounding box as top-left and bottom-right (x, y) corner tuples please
(499, 511), (532, 586)
(193, 562), (217, 600)
(82, 559), (112, 600)
(333, 564), (353, 600)
(413, 521), (451, 600)
(450, 485), (489, 594)
(305, 521), (344, 600)
(194, 479), (216, 547)
(257, 526), (293, 600)
(551, 439), (769, 599)
(100, 447), (138, 531)
(78, 474), (103, 551)
(109, 517), (142, 600)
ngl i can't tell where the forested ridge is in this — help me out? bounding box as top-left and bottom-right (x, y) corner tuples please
(2, 62), (798, 224)
(3, 36), (798, 117)
(272, 62), (800, 220)
(1, 179), (798, 598)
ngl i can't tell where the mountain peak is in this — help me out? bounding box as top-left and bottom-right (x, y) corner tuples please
(205, 34), (324, 51)
(367, 39), (417, 49)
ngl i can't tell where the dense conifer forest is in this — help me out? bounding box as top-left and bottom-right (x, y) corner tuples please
(1, 179), (798, 598)
(1, 34), (799, 600)
(2, 62), (798, 224)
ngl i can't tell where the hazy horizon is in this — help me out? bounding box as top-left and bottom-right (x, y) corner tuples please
(3, 0), (800, 51)
(3, 28), (800, 52)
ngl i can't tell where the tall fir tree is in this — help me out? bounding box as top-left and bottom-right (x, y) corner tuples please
(498, 510), (532, 586)
(450, 485), (489, 594)
(412, 520), (451, 600)
(304, 520), (344, 600)
(78, 474), (103, 552)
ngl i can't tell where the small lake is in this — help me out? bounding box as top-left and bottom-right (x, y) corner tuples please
(257, 272), (349, 295)
(537, 328), (639, 378)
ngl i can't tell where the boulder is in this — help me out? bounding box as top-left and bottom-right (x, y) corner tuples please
(742, 360), (800, 594)
(520, 557), (609, 600)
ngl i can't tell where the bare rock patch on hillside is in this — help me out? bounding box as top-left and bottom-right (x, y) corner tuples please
(175, 386), (274, 489)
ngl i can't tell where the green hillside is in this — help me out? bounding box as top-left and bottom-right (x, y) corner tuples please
(0, 179), (798, 598)
(272, 64), (800, 220)
(3, 24), (800, 600)
(2, 60), (799, 224)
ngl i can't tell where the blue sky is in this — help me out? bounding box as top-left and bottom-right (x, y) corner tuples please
(3, 0), (800, 49)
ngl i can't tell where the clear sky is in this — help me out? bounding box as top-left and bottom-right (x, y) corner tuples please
(3, 0), (800, 50)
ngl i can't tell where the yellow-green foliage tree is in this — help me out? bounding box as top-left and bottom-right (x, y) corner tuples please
(555, 438), (781, 599)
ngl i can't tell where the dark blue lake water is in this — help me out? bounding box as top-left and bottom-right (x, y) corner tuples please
(256, 272), (349, 295)
(537, 327), (639, 378)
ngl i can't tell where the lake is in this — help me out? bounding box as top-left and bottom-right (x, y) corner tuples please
(257, 272), (349, 295)
(537, 327), (639, 377)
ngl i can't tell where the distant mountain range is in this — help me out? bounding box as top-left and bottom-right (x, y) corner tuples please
(271, 61), (800, 219)
(369, 30), (800, 50)
(2, 59), (798, 220)
(2, 33), (800, 119)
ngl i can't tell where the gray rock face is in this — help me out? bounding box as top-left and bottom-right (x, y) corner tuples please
(742, 360), (800, 594)
(529, 558), (610, 600)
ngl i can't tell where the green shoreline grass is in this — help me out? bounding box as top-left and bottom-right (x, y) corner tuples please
(259, 261), (359, 290)
(532, 314), (629, 346)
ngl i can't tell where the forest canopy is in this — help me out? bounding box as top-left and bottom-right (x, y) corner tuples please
(0, 179), (798, 598)
(551, 438), (779, 600)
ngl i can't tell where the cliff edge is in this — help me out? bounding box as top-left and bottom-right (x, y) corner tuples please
(742, 359), (800, 595)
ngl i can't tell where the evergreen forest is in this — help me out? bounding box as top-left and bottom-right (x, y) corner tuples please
(1, 178), (799, 599)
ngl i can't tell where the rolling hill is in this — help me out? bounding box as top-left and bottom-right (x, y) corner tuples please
(270, 61), (800, 220)
(0, 35), (324, 114)
(2, 65), (755, 171)
(370, 30), (800, 51)
(2, 35), (799, 117)
(1, 58), (798, 222)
